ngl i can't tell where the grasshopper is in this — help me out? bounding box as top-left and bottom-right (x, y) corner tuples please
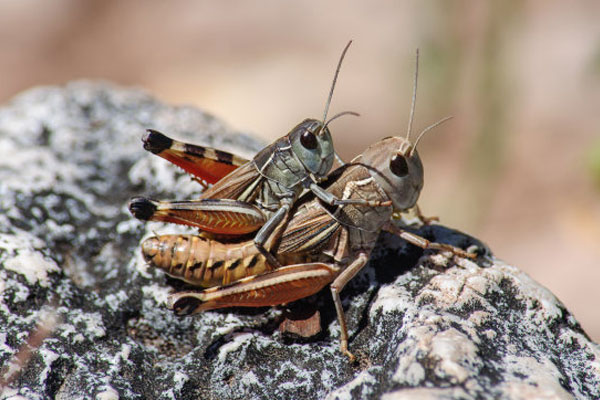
(129, 41), (384, 268)
(141, 131), (474, 360)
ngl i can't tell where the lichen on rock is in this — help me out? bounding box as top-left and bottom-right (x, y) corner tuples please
(0, 82), (598, 399)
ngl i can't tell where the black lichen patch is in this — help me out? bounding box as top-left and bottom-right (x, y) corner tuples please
(38, 124), (52, 147)
(484, 277), (527, 314)
(127, 317), (195, 358)
(451, 298), (488, 319)
(44, 356), (75, 399)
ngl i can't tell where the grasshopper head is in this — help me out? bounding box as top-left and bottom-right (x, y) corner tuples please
(289, 118), (335, 179)
(359, 136), (424, 212)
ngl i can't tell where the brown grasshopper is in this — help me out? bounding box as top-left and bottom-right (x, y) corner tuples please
(141, 132), (474, 360)
(128, 41), (383, 268)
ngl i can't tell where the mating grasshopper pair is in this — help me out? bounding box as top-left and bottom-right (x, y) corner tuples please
(130, 41), (365, 269)
(129, 45), (474, 360)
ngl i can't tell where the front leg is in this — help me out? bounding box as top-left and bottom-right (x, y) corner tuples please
(383, 222), (476, 259)
(392, 204), (439, 226)
(252, 202), (291, 269)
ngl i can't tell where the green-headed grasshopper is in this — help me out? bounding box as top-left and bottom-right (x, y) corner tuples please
(141, 132), (475, 360)
(128, 41), (380, 268)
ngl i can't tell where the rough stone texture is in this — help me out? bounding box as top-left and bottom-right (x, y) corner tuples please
(0, 82), (599, 400)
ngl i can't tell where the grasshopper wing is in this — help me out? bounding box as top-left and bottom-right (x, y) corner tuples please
(143, 129), (248, 184)
(278, 202), (342, 254)
(198, 161), (264, 201)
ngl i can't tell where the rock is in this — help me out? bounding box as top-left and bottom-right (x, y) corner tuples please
(1, 82), (599, 400)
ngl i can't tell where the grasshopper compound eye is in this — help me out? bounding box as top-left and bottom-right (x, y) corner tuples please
(389, 154), (409, 177)
(300, 131), (318, 150)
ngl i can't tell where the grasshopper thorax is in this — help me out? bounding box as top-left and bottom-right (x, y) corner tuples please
(358, 136), (424, 212)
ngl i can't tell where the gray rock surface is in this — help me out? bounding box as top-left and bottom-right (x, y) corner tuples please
(0, 82), (599, 400)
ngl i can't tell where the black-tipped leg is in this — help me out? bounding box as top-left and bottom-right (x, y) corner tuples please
(170, 295), (202, 315)
(143, 129), (173, 154)
(129, 197), (158, 221)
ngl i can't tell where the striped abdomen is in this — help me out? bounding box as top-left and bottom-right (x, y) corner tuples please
(141, 234), (273, 287)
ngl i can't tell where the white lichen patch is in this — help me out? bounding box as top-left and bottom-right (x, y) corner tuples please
(320, 369), (335, 390)
(0, 141), (75, 194)
(0, 388), (30, 400)
(59, 322), (85, 344)
(239, 370), (260, 388)
(103, 290), (128, 313)
(4, 250), (58, 288)
(371, 273), (414, 314)
(427, 273), (464, 303)
(275, 361), (313, 393)
(463, 274), (489, 295)
(0, 145), (115, 219)
(0, 271), (5, 294)
(381, 387), (470, 400)
(115, 218), (141, 235)
(428, 328), (479, 384)
(455, 256), (480, 271)
(131, 251), (151, 279)
(0, 228), (59, 288)
(160, 370), (189, 400)
(172, 371), (189, 394)
(0, 229), (46, 254)
(0, 332), (10, 355)
(95, 386), (119, 400)
(500, 354), (573, 400)
(467, 310), (490, 326)
(66, 311), (106, 340)
(38, 347), (60, 387)
(391, 319), (483, 391)
(141, 283), (171, 306)
(325, 368), (379, 400)
(217, 332), (254, 363)
(87, 344), (134, 400)
(429, 253), (450, 267)
(5, 280), (30, 303)
(128, 156), (200, 198)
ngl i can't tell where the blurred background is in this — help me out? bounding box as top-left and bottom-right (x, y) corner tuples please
(1, 1), (599, 340)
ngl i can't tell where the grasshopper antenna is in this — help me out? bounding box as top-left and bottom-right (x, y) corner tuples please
(403, 49), (452, 155)
(410, 116), (453, 156)
(406, 48), (419, 143)
(324, 111), (360, 129)
(322, 40), (352, 125)
(322, 40), (353, 166)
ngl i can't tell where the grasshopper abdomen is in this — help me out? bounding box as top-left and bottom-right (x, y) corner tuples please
(142, 234), (279, 287)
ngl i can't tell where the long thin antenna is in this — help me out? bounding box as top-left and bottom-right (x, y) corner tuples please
(324, 111), (360, 129)
(322, 40), (353, 125)
(327, 110), (359, 165)
(406, 48), (420, 142)
(411, 116), (453, 155)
